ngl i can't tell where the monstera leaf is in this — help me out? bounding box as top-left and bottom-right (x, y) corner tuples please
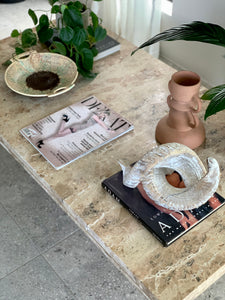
(132, 21), (225, 55)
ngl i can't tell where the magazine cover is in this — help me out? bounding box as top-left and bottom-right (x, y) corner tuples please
(102, 170), (225, 246)
(20, 96), (133, 170)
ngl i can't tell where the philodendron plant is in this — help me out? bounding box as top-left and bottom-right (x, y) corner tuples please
(10, 0), (106, 78)
(132, 21), (225, 120)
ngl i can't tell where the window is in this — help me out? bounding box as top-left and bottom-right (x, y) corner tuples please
(161, 0), (173, 16)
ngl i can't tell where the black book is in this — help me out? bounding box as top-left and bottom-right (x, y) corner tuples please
(94, 35), (120, 61)
(102, 169), (225, 246)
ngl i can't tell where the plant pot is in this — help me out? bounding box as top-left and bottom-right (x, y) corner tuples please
(155, 70), (205, 149)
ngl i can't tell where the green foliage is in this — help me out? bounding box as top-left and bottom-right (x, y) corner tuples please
(15, 47), (25, 55)
(93, 25), (107, 41)
(49, 41), (67, 55)
(48, 0), (58, 6)
(201, 85), (225, 119)
(72, 27), (87, 46)
(63, 6), (83, 28)
(28, 9), (38, 25)
(132, 21), (225, 55)
(51, 5), (60, 14)
(132, 21), (225, 119)
(11, 29), (20, 38)
(10, 0), (106, 78)
(21, 29), (37, 48)
(90, 11), (99, 29)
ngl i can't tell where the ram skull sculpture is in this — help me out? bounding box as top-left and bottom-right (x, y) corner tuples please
(119, 143), (220, 211)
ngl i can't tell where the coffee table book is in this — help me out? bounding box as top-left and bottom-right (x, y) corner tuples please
(20, 96), (133, 170)
(94, 35), (120, 61)
(102, 170), (225, 246)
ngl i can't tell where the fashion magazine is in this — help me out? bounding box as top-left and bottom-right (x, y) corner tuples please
(20, 95), (133, 169)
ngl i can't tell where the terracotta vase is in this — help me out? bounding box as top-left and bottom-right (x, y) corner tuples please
(155, 70), (205, 149)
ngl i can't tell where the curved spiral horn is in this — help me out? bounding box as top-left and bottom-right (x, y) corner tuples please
(121, 143), (220, 211)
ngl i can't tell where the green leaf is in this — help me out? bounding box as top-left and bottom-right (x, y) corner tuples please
(94, 25), (106, 42)
(91, 46), (98, 57)
(2, 59), (12, 67)
(80, 48), (93, 70)
(60, 4), (67, 14)
(90, 11), (99, 30)
(203, 85), (225, 119)
(132, 21), (225, 55)
(60, 26), (74, 43)
(28, 9), (38, 25)
(74, 51), (96, 78)
(11, 29), (20, 38)
(201, 84), (225, 100)
(87, 25), (94, 37)
(38, 27), (53, 43)
(21, 29), (37, 48)
(78, 41), (90, 51)
(73, 52), (79, 67)
(71, 1), (84, 11)
(51, 5), (61, 14)
(15, 47), (25, 55)
(63, 6), (83, 28)
(39, 14), (49, 28)
(49, 41), (67, 55)
(48, 0), (58, 5)
(77, 68), (97, 78)
(72, 27), (87, 46)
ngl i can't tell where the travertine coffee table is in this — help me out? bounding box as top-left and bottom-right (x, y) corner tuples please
(1, 35), (225, 300)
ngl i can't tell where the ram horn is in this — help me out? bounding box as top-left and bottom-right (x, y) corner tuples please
(118, 159), (148, 188)
(120, 143), (220, 211)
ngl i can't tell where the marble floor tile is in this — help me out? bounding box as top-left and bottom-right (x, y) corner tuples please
(44, 229), (146, 300)
(0, 255), (74, 300)
(0, 203), (38, 279)
(196, 274), (225, 300)
(0, 145), (42, 199)
(0, 146), (78, 252)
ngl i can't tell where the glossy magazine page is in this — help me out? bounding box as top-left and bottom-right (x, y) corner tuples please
(20, 96), (133, 169)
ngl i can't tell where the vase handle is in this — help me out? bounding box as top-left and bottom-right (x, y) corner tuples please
(190, 95), (202, 113)
(188, 111), (199, 128)
(188, 96), (202, 128)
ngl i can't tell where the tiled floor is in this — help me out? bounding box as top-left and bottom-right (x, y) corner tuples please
(1, 1), (225, 300)
(0, 145), (147, 300)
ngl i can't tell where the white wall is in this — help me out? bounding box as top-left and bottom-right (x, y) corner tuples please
(160, 0), (225, 87)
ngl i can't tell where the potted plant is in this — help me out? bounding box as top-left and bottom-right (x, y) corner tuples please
(10, 0), (106, 78)
(132, 21), (225, 120)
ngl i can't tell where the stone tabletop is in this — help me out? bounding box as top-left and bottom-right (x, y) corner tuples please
(1, 35), (225, 300)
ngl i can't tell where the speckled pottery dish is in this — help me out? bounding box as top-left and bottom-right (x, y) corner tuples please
(4, 51), (78, 97)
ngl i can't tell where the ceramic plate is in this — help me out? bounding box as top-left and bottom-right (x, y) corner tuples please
(4, 51), (78, 97)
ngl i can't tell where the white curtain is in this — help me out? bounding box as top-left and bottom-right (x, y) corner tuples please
(92, 0), (162, 57)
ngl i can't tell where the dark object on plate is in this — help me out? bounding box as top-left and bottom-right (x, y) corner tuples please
(26, 71), (60, 91)
(4, 51), (78, 97)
